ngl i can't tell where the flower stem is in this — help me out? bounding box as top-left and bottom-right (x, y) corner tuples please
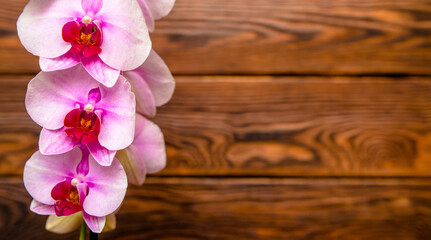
(79, 219), (87, 240)
(90, 230), (98, 240)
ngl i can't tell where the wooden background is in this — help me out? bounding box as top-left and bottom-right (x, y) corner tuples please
(1, 0), (431, 239)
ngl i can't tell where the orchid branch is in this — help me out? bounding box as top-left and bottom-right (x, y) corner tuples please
(90, 230), (98, 240)
(79, 219), (86, 240)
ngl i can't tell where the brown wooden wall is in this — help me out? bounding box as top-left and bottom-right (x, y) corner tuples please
(1, 0), (431, 239)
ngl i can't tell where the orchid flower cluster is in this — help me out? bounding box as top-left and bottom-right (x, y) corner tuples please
(17, 0), (175, 235)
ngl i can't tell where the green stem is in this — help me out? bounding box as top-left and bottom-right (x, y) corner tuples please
(79, 219), (87, 240)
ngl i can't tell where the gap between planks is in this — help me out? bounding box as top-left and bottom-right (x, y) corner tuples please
(3, 176), (431, 186)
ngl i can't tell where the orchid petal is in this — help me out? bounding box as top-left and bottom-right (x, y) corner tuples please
(87, 142), (116, 166)
(17, 0), (81, 58)
(125, 50), (175, 107)
(30, 199), (55, 215)
(46, 212), (83, 234)
(116, 149), (146, 185)
(137, 0), (155, 32)
(77, 183), (88, 207)
(97, 0), (151, 70)
(96, 77), (135, 150)
(83, 156), (127, 217)
(138, 0), (175, 31)
(23, 149), (82, 205)
(116, 116), (166, 185)
(133, 115), (166, 174)
(125, 71), (156, 117)
(25, 66), (99, 129)
(82, 0), (103, 14)
(76, 147), (90, 176)
(40, 51), (80, 72)
(144, 0), (176, 20)
(81, 55), (120, 87)
(88, 88), (102, 103)
(83, 212), (105, 233)
(39, 128), (75, 155)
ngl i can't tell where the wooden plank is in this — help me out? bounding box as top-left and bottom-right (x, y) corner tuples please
(1, 75), (431, 177)
(2, 177), (431, 239)
(1, 0), (431, 75)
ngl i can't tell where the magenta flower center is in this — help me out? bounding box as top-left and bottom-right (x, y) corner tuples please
(64, 108), (101, 144)
(62, 17), (102, 58)
(51, 180), (83, 216)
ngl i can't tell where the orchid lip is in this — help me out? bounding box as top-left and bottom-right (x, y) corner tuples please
(64, 108), (101, 145)
(52, 180), (82, 216)
(62, 20), (102, 58)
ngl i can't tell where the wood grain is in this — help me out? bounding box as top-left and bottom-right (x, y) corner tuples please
(3, 0), (431, 238)
(2, 177), (431, 240)
(1, 0), (431, 75)
(1, 75), (431, 177)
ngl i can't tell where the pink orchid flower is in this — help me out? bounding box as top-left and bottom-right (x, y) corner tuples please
(17, 0), (151, 87)
(138, 0), (176, 32)
(117, 114), (166, 185)
(25, 65), (135, 166)
(24, 147), (127, 233)
(124, 50), (175, 118)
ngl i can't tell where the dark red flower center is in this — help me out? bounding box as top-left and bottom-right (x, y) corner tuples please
(62, 18), (102, 58)
(64, 108), (101, 145)
(51, 180), (83, 216)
